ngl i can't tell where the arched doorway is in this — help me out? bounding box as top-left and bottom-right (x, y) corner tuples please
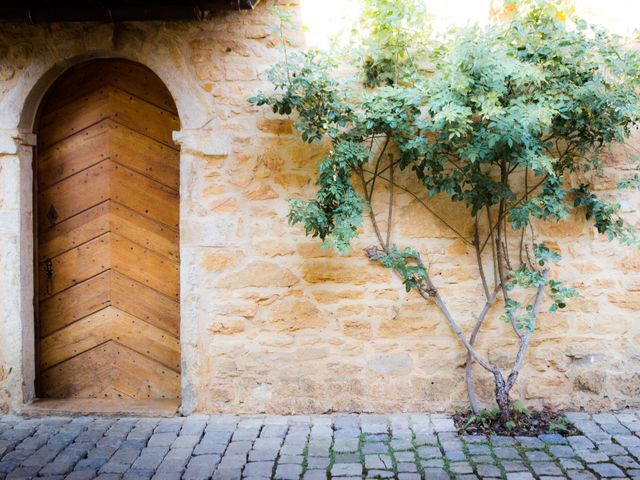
(34, 59), (181, 405)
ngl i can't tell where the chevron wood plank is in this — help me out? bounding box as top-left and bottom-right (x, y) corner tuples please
(40, 309), (112, 370)
(110, 373), (157, 399)
(43, 341), (179, 399)
(103, 87), (180, 145)
(111, 202), (179, 261)
(38, 162), (178, 232)
(43, 59), (178, 114)
(38, 88), (112, 149)
(109, 308), (180, 371)
(39, 85), (179, 148)
(37, 234), (110, 300)
(111, 272), (179, 337)
(39, 270), (179, 339)
(38, 202), (110, 262)
(37, 161), (110, 232)
(38, 119), (179, 190)
(40, 306), (179, 371)
(38, 232), (178, 301)
(38, 120), (111, 189)
(39, 272), (111, 337)
(111, 234), (179, 299)
(40, 343), (116, 398)
(96, 386), (136, 400)
(111, 163), (179, 229)
(38, 201), (178, 263)
(112, 344), (180, 399)
(108, 120), (179, 189)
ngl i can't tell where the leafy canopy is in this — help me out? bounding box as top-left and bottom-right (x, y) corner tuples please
(250, 0), (640, 320)
(252, 0), (640, 252)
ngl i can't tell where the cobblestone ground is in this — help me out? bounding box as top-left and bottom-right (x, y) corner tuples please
(0, 411), (639, 480)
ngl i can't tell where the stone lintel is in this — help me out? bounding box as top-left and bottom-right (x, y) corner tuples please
(0, 129), (36, 155)
(172, 129), (229, 157)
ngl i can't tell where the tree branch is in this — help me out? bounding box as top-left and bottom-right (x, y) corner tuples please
(357, 167), (386, 248)
(505, 269), (550, 391)
(496, 164), (524, 341)
(486, 206), (499, 290)
(367, 136), (390, 198)
(519, 166), (529, 267)
(465, 285), (501, 414)
(386, 155), (395, 248)
(412, 255), (500, 375)
(362, 169), (474, 246)
(479, 174), (549, 254)
(474, 215), (491, 300)
(361, 186), (500, 378)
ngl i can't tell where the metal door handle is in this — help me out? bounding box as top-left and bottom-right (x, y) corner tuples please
(45, 258), (54, 295)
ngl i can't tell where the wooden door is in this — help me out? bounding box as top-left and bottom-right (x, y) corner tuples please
(35, 60), (181, 400)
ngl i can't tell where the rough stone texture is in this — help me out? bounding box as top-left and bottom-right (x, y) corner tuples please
(0, 412), (638, 479)
(0, 0), (639, 415)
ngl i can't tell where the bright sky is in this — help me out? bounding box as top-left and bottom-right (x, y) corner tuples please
(576, 0), (640, 37)
(299, 0), (640, 49)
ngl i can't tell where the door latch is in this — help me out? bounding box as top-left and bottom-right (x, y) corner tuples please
(44, 258), (54, 296)
(47, 204), (59, 226)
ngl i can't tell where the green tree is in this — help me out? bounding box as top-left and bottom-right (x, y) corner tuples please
(250, 0), (640, 425)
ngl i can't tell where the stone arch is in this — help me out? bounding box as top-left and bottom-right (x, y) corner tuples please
(2, 47), (210, 413)
(14, 51), (209, 133)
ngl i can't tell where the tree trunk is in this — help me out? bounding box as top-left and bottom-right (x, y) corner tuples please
(494, 371), (510, 425)
(465, 354), (480, 415)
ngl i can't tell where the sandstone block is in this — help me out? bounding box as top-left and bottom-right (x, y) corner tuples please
(218, 261), (299, 288)
(263, 296), (327, 332)
(274, 173), (310, 189)
(343, 319), (372, 340)
(367, 354), (413, 375)
(310, 288), (365, 303)
(245, 26), (270, 40)
(246, 183), (279, 200)
(377, 310), (439, 337)
(202, 249), (244, 272)
(224, 63), (256, 81)
(257, 119), (293, 135)
(302, 259), (389, 284)
(209, 318), (246, 335)
(210, 198), (240, 214)
(255, 150), (285, 175)
(608, 291), (640, 310)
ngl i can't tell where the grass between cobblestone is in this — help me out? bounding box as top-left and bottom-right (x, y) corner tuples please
(410, 435), (425, 479)
(0, 411), (639, 479)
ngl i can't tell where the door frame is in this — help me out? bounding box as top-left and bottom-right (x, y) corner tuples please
(30, 59), (182, 402)
(4, 53), (208, 414)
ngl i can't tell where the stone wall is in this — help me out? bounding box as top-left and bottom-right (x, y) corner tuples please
(0, 0), (638, 415)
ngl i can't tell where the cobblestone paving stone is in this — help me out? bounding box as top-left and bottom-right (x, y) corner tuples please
(0, 411), (639, 479)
